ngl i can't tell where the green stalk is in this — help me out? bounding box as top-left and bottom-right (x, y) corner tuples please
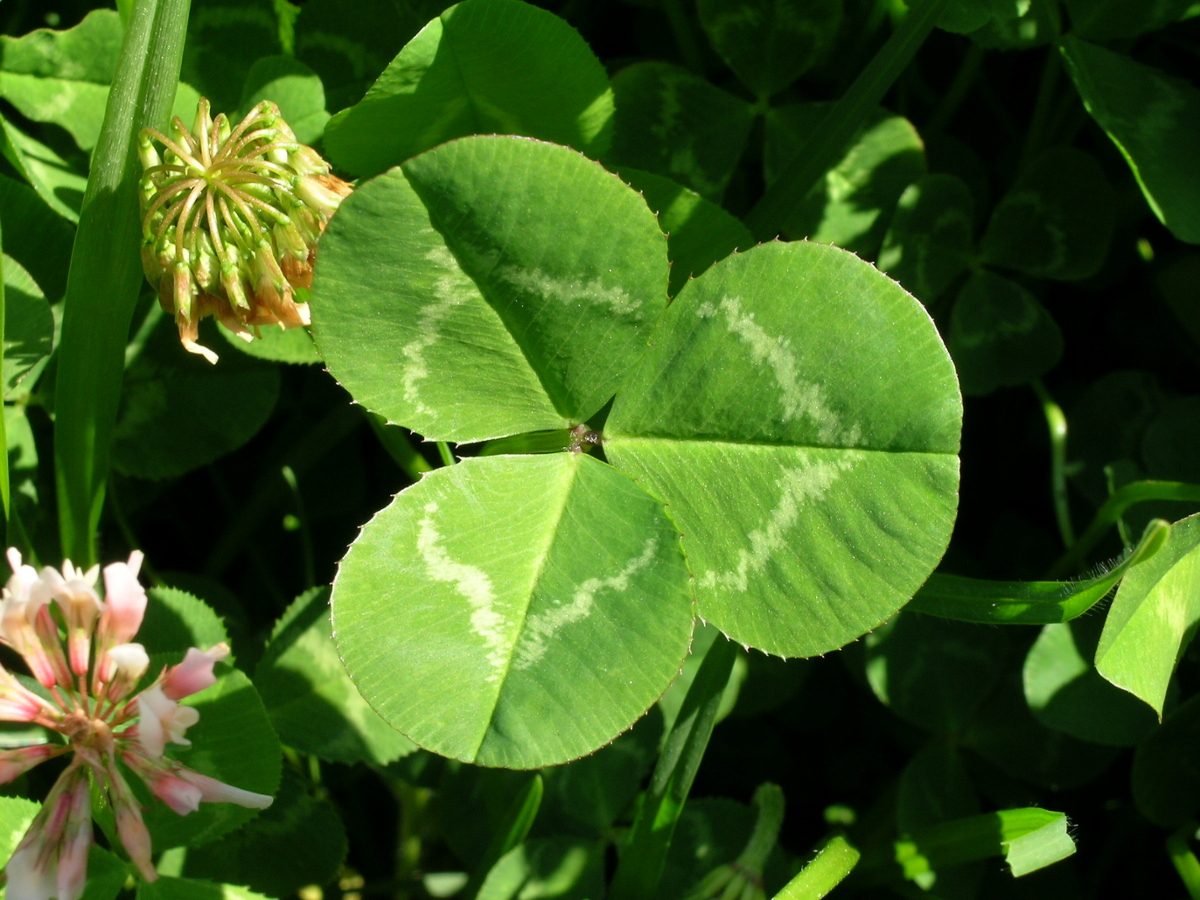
(743, 0), (951, 239)
(772, 835), (860, 900)
(466, 774), (543, 898)
(1168, 824), (1200, 900)
(363, 410), (433, 480)
(0, 224), (8, 548)
(610, 636), (738, 900)
(54, 0), (192, 566)
(661, 0), (707, 76)
(927, 43), (985, 133)
(1032, 380), (1074, 549)
(1049, 480), (1200, 577)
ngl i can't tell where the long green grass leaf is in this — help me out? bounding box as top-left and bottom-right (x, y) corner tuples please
(609, 635), (738, 900)
(53, 0), (191, 565)
(743, 0), (951, 239)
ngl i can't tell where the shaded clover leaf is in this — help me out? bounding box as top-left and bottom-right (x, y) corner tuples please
(696, 0), (841, 100)
(237, 56), (329, 146)
(878, 173), (976, 303)
(139, 878), (275, 900)
(948, 270), (1063, 396)
(865, 611), (1007, 734)
(1063, 37), (1200, 245)
(1023, 615), (1158, 747)
(181, 0), (281, 114)
(181, 769), (347, 897)
(0, 10), (122, 152)
(295, 0), (414, 113)
(112, 314), (280, 480)
(1133, 693), (1200, 828)
(255, 587), (416, 766)
(610, 62), (753, 202)
(0, 173), (74, 301)
(617, 167), (755, 297)
(1063, 0), (1194, 42)
(477, 838), (605, 900)
(764, 104), (926, 256)
(981, 147), (1115, 281)
(324, 0), (613, 178)
(3, 254), (53, 397)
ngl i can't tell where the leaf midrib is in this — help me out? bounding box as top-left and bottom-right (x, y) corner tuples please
(603, 433), (960, 457)
(468, 453), (580, 762)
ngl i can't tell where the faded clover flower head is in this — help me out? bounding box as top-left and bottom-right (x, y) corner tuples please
(138, 98), (352, 364)
(0, 549), (273, 900)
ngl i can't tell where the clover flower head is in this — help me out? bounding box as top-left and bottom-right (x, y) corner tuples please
(0, 549), (272, 900)
(138, 98), (352, 364)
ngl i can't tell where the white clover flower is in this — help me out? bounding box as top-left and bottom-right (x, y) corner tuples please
(138, 98), (352, 363)
(0, 549), (272, 900)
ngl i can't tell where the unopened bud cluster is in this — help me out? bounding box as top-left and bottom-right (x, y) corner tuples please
(138, 98), (351, 363)
(0, 549), (272, 900)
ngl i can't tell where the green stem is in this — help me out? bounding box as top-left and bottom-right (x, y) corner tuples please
(203, 402), (360, 578)
(1019, 47), (1061, 171)
(466, 775), (543, 899)
(105, 478), (163, 586)
(610, 636), (739, 900)
(0, 225), (9, 548)
(927, 43), (985, 133)
(437, 441), (456, 467)
(54, 0), (192, 566)
(772, 835), (860, 900)
(280, 465), (315, 590)
(738, 784), (786, 873)
(1032, 380), (1074, 549)
(1050, 480), (1200, 577)
(661, 0), (707, 76)
(1102, 464), (1132, 547)
(363, 410), (432, 481)
(743, 0), (951, 239)
(1168, 824), (1200, 900)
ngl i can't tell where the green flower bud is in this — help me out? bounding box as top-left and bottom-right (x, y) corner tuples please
(138, 97), (352, 363)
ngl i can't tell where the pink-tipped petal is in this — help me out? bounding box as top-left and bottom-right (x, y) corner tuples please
(55, 779), (92, 900)
(178, 769), (273, 809)
(0, 675), (58, 725)
(108, 643), (150, 681)
(6, 768), (82, 900)
(163, 644), (229, 700)
(149, 773), (203, 816)
(104, 757), (157, 882)
(114, 803), (156, 882)
(4, 837), (57, 900)
(100, 559), (148, 646)
(0, 744), (59, 784)
(134, 685), (199, 757)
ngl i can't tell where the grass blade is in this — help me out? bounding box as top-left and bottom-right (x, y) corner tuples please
(744, 0), (951, 239)
(53, 0), (191, 565)
(609, 635), (738, 900)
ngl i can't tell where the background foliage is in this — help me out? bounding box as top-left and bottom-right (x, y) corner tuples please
(0, 0), (1199, 897)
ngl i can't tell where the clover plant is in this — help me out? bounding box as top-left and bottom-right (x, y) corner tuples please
(0, 0), (1195, 898)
